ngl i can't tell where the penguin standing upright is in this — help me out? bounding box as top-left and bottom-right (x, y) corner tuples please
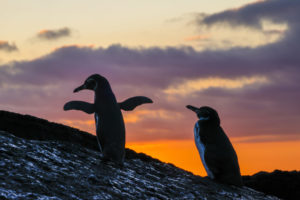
(186, 105), (243, 186)
(64, 74), (152, 165)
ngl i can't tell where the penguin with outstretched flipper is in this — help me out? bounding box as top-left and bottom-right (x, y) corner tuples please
(64, 74), (152, 165)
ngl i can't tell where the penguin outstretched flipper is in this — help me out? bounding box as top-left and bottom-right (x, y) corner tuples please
(64, 101), (95, 114)
(118, 96), (153, 111)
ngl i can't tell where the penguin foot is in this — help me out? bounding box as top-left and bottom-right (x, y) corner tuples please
(100, 156), (124, 168)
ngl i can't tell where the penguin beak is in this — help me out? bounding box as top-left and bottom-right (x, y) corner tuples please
(186, 105), (200, 114)
(73, 84), (86, 93)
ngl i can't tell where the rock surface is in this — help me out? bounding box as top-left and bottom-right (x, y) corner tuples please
(243, 170), (300, 200)
(0, 110), (279, 199)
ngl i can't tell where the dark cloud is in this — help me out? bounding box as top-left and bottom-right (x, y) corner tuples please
(165, 12), (205, 24)
(263, 29), (285, 36)
(197, 0), (300, 30)
(0, 41), (299, 142)
(0, 0), (300, 142)
(37, 27), (72, 40)
(234, 134), (300, 143)
(0, 41), (18, 52)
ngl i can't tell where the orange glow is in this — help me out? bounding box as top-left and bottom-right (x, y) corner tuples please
(60, 119), (95, 134)
(127, 139), (300, 176)
(123, 109), (183, 124)
(184, 34), (210, 41)
(59, 118), (300, 175)
(127, 140), (207, 175)
(38, 29), (49, 34)
(235, 141), (300, 175)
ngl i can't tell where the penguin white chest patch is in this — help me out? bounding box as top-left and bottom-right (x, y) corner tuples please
(95, 113), (100, 131)
(94, 113), (103, 152)
(194, 121), (215, 179)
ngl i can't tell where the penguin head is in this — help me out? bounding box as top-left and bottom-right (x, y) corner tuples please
(186, 105), (220, 125)
(73, 74), (110, 93)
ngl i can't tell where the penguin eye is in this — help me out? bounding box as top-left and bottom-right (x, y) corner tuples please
(197, 110), (210, 120)
(204, 110), (210, 117)
(86, 79), (97, 90)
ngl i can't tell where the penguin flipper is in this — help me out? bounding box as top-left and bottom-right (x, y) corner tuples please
(63, 101), (95, 114)
(118, 96), (153, 111)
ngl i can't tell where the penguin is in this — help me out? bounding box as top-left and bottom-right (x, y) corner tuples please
(63, 74), (153, 165)
(186, 105), (243, 186)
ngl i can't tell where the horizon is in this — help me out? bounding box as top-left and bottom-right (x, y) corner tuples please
(1, 109), (298, 176)
(1, 0), (300, 176)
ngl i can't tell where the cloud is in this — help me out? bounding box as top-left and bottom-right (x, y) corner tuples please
(0, 0), (300, 142)
(197, 0), (299, 30)
(0, 41), (18, 52)
(165, 12), (202, 24)
(0, 41), (299, 142)
(37, 27), (72, 40)
(184, 34), (210, 42)
(164, 76), (269, 95)
(193, 0), (294, 49)
(263, 29), (285, 36)
(232, 134), (300, 143)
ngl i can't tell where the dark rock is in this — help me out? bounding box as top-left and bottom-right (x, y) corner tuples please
(0, 110), (279, 199)
(0, 110), (99, 151)
(0, 110), (159, 161)
(243, 170), (300, 200)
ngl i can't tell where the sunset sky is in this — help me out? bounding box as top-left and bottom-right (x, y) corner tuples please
(1, 0), (299, 176)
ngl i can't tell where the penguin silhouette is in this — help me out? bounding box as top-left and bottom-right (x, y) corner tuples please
(186, 105), (243, 186)
(64, 74), (152, 165)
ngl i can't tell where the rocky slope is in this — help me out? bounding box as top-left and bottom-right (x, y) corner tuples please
(243, 170), (300, 200)
(0, 110), (279, 199)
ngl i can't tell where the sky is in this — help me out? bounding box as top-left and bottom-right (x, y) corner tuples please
(1, 0), (300, 176)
